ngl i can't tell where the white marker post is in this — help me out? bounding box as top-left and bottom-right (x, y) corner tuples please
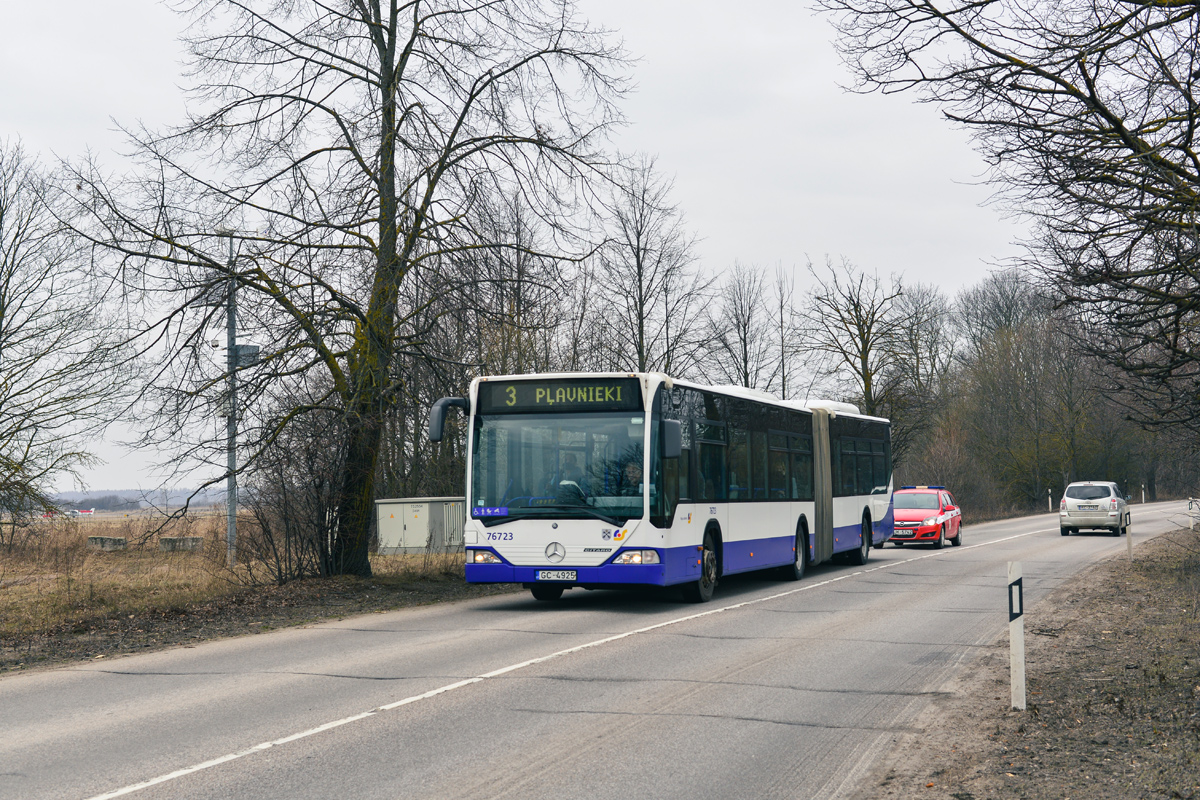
(1127, 509), (1134, 560)
(1008, 561), (1026, 711)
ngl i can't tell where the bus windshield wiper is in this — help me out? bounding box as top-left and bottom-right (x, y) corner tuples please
(566, 506), (622, 527)
(476, 507), (622, 528)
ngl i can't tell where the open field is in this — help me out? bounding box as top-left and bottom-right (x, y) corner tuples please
(0, 515), (517, 673)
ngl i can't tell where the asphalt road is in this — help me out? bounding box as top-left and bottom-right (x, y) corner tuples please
(1, 500), (1189, 800)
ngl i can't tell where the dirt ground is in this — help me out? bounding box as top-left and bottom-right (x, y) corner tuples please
(4, 526), (1198, 800)
(856, 526), (1200, 800)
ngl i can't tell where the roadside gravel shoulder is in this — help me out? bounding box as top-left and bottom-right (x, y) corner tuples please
(853, 526), (1200, 800)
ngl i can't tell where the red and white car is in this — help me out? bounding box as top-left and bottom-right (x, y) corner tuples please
(889, 486), (962, 548)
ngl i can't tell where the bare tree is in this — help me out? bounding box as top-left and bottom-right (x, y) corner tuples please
(953, 269), (1050, 358)
(0, 142), (127, 544)
(818, 0), (1200, 429)
(597, 155), (712, 375)
(458, 194), (570, 377)
(64, 0), (628, 576)
(771, 264), (801, 400)
(892, 282), (953, 399)
(880, 281), (954, 462)
(709, 263), (779, 390)
(558, 256), (609, 372)
(797, 256), (904, 417)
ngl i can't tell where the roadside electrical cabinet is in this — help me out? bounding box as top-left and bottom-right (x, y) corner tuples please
(375, 497), (465, 554)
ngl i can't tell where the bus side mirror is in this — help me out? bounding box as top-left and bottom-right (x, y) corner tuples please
(428, 397), (469, 442)
(662, 420), (682, 459)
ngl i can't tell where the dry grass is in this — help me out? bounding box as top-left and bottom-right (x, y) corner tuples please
(0, 514), (232, 640)
(0, 513), (473, 644)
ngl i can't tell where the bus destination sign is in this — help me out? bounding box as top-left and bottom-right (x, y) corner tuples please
(478, 378), (642, 414)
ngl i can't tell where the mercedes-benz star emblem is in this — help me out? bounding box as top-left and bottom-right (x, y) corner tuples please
(545, 542), (566, 563)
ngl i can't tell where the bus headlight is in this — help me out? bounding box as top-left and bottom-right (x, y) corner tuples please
(613, 550), (660, 565)
(469, 550), (502, 564)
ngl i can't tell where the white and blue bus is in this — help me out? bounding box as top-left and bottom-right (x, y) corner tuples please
(428, 372), (893, 602)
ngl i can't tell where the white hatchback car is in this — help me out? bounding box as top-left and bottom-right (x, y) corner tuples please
(1059, 481), (1130, 536)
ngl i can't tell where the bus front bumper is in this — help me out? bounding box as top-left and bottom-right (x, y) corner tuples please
(466, 561), (670, 586)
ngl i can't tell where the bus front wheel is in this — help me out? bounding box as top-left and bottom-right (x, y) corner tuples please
(683, 530), (718, 603)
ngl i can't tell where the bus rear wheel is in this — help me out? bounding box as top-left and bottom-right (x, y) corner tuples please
(530, 585), (564, 601)
(780, 526), (807, 582)
(683, 530), (718, 602)
(846, 517), (870, 566)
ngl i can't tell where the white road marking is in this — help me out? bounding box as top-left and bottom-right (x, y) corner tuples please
(82, 520), (1143, 799)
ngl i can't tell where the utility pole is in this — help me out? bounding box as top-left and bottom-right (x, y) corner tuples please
(221, 231), (238, 570)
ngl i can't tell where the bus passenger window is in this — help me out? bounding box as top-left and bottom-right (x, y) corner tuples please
(857, 452), (872, 496)
(768, 449), (788, 499)
(791, 448), (813, 501)
(839, 440), (856, 495)
(698, 441), (726, 501)
(752, 431), (768, 500)
(728, 429), (748, 501)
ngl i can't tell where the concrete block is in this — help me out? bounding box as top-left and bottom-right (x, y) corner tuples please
(87, 536), (126, 552)
(158, 536), (204, 552)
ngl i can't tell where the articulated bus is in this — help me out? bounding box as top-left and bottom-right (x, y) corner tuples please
(428, 372), (893, 602)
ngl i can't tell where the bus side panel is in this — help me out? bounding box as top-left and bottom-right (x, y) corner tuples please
(827, 495), (894, 554)
(874, 498), (895, 545)
(831, 496), (869, 554)
(719, 534), (794, 574)
(723, 500), (796, 574)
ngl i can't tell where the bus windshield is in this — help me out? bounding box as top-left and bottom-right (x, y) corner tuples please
(471, 412), (646, 524)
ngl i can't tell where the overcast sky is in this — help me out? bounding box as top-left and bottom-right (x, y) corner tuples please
(1, 0), (1026, 491)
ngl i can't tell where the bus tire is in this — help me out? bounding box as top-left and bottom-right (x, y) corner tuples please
(530, 585), (564, 601)
(846, 516), (870, 566)
(780, 522), (808, 582)
(682, 529), (719, 602)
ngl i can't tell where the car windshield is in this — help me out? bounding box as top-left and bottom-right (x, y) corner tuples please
(1066, 485), (1111, 500)
(894, 493), (940, 510)
(471, 411), (646, 523)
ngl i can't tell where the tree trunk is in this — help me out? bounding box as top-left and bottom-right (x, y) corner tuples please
(330, 412), (381, 577)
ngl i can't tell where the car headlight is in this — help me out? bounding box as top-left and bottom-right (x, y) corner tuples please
(469, 550), (502, 564)
(613, 549), (660, 564)
(922, 517), (938, 527)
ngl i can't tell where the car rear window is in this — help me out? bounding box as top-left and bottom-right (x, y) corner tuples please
(1066, 485), (1111, 500)
(894, 493), (940, 509)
